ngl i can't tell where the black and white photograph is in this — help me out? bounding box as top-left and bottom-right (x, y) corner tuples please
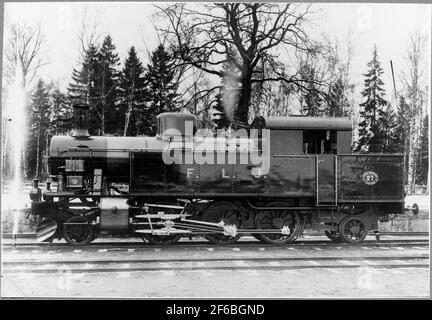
(0, 1), (430, 301)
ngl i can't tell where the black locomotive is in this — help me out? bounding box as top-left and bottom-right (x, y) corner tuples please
(29, 103), (408, 246)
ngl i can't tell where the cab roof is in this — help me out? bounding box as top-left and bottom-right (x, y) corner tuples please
(250, 116), (352, 131)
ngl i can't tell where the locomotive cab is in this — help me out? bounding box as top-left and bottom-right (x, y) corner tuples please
(249, 116), (352, 155)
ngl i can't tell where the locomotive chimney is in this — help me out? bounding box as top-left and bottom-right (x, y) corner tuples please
(72, 103), (90, 137)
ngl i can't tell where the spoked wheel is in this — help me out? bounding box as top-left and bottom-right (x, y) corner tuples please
(62, 216), (94, 246)
(324, 230), (343, 243)
(253, 219), (305, 243)
(255, 202), (301, 245)
(339, 216), (368, 244)
(141, 234), (182, 245)
(202, 201), (243, 245)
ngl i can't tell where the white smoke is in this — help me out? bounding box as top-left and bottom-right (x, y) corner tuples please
(6, 57), (27, 211)
(221, 65), (240, 122)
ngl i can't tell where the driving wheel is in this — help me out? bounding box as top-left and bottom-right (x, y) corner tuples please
(202, 201), (243, 244)
(255, 202), (301, 245)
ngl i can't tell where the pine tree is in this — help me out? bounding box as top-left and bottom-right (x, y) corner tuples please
(144, 44), (180, 136)
(355, 46), (388, 153)
(50, 87), (73, 135)
(381, 104), (400, 153)
(326, 77), (352, 117)
(414, 115), (429, 185)
(119, 46), (145, 136)
(67, 44), (98, 105)
(94, 35), (121, 135)
(27, 79), (51, 179)
(67, 44), (99, 133)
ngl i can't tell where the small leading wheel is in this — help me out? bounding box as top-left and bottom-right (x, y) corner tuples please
(202, 201), (243, 245)
(255, 202), (301, 245)
(324, 230), (343, 243)
(141, 234), (182, 245)
(339, 216), (368, 244)
(62, 216), (94, 246)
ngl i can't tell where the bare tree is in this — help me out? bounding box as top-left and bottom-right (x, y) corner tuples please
(77, 8), (101, 61)
(2, 21), (47, 179)
(401, 31), (428, 188)
(322, 35), (355, 118)
(249, 67), (297, 118)
(157, 3), (321, 124)
(3, 21), (47, 88)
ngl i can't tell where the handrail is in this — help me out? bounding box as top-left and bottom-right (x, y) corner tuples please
(334, 155), (338, 206)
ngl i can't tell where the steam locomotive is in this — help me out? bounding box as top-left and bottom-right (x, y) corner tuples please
(29, 103), (410, 246)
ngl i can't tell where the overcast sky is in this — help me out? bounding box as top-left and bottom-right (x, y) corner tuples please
(3, 2), (431, 103)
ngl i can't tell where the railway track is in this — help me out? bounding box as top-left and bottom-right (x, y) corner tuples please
(3, 231), (429, 239)
(2, 238), (429, 250)
(4, 234), (428, 274)
(3, 255), (428, 274)
(2, 231), (428, 250)
(372, 232), (428, 236)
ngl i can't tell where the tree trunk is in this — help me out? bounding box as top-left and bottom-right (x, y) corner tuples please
(123, 103), (132, 136)
(123, 79), (135, 136)
(35, 125), (41, 178)
(101, 109), (105, 135)
(235, 69), (252, 125)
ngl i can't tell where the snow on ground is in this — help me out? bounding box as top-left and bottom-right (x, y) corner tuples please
(405, 194), (430, 208)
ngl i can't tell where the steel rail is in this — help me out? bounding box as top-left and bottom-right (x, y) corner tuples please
(3, 231), (429, 239)
(3, 261), (428, 274)
(4, 264), (428, 274)
(2, 239), (428, 249)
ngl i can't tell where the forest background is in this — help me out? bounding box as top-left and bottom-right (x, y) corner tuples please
(1, 2), (430, 190)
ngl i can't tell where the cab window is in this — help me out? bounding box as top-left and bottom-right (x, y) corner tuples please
(303, 130), (337, 154)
